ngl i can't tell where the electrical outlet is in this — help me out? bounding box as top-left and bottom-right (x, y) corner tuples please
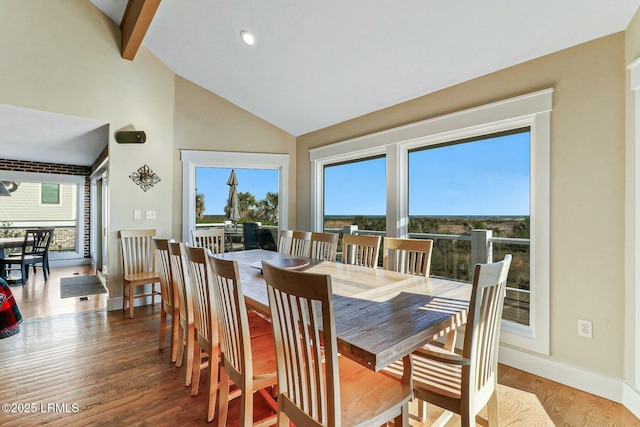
(578, 319), (593, 338)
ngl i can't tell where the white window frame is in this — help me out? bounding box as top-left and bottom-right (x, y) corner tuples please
(0, 170), (85, 261)
(310, 89), (552, 355)
(180, 150), (290, 243)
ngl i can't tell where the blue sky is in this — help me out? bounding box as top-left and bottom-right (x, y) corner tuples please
(196, 131), (530, 217)
(324, 131), (530, 216)
(196, 168), (278, 215)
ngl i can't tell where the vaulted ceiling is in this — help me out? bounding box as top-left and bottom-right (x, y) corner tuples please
(92, 0), (640, 136)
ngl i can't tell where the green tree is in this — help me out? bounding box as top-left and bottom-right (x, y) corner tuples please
(195, 193), (205, 219)
(236, 192), (258, 220)
(255, 192), (279, 224)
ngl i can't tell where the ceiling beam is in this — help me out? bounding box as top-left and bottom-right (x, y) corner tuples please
(120, 0), (161, 61)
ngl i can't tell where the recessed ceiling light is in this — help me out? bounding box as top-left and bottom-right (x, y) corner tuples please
(240, 30), (255, 46)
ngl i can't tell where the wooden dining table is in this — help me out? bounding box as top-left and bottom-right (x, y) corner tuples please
(216, 249), (471, 373)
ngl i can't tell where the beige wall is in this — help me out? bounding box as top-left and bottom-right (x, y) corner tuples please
(625, 8), (640, 389)
(297, 34), (626, 377)
(172, 76), (297, 238)
(0, 0), (176, 298)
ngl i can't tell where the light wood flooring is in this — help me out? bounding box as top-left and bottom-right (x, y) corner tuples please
(2, 267), (639, 426)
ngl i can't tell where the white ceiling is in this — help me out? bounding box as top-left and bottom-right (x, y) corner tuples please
(3, 0), (640, 167)
(90, 0), (640, 136)
(0, 105), (108, 167)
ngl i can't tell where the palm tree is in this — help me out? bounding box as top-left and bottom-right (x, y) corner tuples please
(195, 193), (205, 219)
(237, 192), (257, 220)
(256, 192), (279, 224)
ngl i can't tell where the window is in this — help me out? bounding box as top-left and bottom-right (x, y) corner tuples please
(195, 167), (279, 226)
(323, 156), (386, 233)
(408, 129), (531, 325)
(0, 171), (85, 261)
(311, 89), (551, 355)
(41, 183), (60, 204)
(181, 150), (290, 242)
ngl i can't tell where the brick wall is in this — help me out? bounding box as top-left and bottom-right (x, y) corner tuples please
(0, 159), (92, 257)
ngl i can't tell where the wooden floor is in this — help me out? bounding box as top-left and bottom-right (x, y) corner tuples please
(2, 267), (639, 426)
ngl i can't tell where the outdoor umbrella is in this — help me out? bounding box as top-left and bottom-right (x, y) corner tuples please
(226, 170), (241, 228)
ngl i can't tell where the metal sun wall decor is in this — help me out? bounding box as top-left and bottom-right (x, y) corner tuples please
(129, 164), (161, 192)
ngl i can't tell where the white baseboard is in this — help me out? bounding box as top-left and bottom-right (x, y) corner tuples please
(499, 346), (640, 419)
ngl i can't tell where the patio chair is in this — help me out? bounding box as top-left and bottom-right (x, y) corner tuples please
(254, 228), (277, 251)
(242, 222), (260, 250)
(0, 228), (53, 284)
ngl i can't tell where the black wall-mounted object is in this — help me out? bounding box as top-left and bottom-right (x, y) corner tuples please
(116, 131), (146, 143)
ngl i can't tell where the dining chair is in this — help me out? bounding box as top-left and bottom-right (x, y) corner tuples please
(119, 229), (161, 319)
(184, 245), (220, 422)
(382, 237), (433, 277)
(276, 229), (293, 254)
(154, 238), (179, 363)
(262, 261), (412, 427)
(0, 228), (53, 284)
(208, 254), (278, 427)
(255, 228), (278, 251)
(277, 230), (311, 257)
(388, 255), (512, 427)
(309, 231), (339, 262)
(341, 233), (381, 268)
(168, 241), (196, 387)
(191, 228), (225, 254)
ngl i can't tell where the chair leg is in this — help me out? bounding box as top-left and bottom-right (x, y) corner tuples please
(175, 325), (185, 368)
(123, 282), (127, 312)
(417, 399), (427, 422)
(184, 326), (195, 387)
(171, 310), (180, 363)
(128, 285), (135, 319)
(393, 403), (409, 427)
(486, 389), (500, 426)
(159, 308), (167, 352)
(191, 346), (202, 396)
(217, 366), (229, 427)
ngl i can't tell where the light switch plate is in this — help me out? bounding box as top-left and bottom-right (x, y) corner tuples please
(133, 209), (142, 220)
(145, 210), (156, 220)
